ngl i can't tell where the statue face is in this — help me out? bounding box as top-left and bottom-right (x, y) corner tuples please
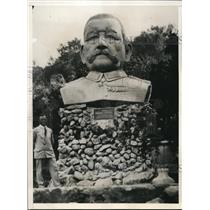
(80, 17), (131, 72)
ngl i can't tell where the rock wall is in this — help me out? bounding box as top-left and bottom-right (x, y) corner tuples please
(57, 103), (157, 186)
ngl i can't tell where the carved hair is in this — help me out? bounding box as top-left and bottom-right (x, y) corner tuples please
(84, 13), (129, 43)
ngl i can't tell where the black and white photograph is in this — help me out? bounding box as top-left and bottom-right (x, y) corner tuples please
(28, 0), (181, 208)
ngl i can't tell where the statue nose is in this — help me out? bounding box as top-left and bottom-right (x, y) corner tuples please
(97, 36), (107, 50)
(97, 36), (107, 47)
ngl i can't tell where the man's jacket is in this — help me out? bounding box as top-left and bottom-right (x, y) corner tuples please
(33, 125), (55, 159)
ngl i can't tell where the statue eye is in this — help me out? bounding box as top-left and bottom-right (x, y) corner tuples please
(106, 35), (121, 43)
(106, 35), (117, 39)
(86, 35), (98, 42)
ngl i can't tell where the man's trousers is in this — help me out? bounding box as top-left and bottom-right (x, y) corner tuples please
(35, 158), (60, 187)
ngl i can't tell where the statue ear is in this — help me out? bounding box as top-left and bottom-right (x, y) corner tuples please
(124, 42), (132, 62)
(80, 45), (86, 64)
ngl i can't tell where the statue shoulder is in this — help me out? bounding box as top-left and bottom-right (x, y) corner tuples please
(60, 77), (96, 105)
(125, 75), (152, 102)
(62, 77), (86, 88)
(60, 77), (92, 93)
(127, 75), (151, 86)
(125, 75), (152, 89)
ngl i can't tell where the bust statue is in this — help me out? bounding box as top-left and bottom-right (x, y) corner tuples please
(60, 13), (152, 105)
(57, 14), (156, 188)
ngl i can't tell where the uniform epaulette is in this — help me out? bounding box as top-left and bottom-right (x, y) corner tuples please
(65, 77), (85, 87)
(128, 75), (151, 84)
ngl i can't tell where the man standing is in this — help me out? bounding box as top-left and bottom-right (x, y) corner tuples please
(33, 115), (60, 188)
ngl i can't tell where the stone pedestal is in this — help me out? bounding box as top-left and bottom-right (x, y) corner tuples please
(57, 103), (156, 187)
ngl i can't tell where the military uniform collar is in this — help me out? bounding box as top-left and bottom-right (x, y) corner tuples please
(86, 70), (127, 82)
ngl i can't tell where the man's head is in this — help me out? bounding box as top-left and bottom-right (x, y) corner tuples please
(80, 14), (132, 72)
(39, 115), (47, 126)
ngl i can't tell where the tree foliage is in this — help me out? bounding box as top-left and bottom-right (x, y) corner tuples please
(45, 38), (88, 82)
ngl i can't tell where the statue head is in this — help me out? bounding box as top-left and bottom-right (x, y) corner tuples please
(80, 14), (132, 72)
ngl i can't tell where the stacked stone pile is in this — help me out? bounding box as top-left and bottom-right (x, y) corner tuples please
(57, 103), (156, 187)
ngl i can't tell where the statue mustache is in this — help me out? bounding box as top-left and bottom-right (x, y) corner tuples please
(87, 50), (118, 64)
